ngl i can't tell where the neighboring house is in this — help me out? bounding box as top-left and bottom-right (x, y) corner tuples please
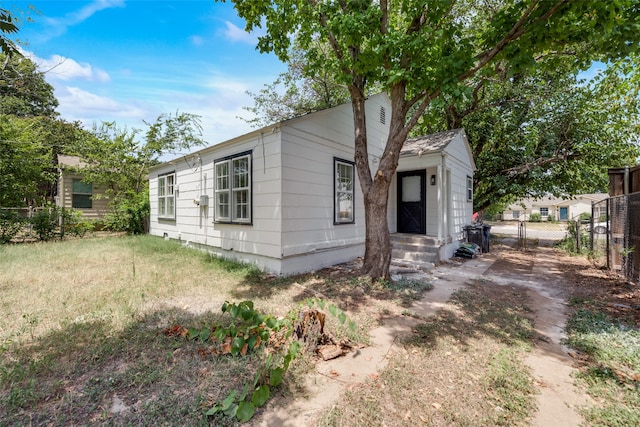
(502, 193), (608, 222)
(56, 155), (109, 220)
(148, 94), (475, 275)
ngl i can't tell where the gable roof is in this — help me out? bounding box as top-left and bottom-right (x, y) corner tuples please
(401, 128), (476, 170)
(57, 154), (87, 168)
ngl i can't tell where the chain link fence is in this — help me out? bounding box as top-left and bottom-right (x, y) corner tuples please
(588, 192), (640, 284)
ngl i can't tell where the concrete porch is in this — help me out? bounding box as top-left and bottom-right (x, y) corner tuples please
(390, 233), (445, 271)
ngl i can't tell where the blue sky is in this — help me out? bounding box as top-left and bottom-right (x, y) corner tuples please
(8, 0), (287, 146)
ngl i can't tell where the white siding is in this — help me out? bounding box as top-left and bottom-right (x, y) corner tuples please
(279, 94), (389, 262)
(149, 94), (392, 274)
(149, 130), (284, 266)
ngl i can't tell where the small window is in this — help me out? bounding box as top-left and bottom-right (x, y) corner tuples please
(158, 172), (175, 219)
(539, 207), (549, 217)
(72, 179), (92, 209)
(466, 176), (473, 201)
(214, 152), (252, 224)
(334, 158), (355, 224)
(512, 210), (520, 219)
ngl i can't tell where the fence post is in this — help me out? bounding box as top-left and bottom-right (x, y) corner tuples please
(590, 201), (595, 252)
(606, 198), (610, 270)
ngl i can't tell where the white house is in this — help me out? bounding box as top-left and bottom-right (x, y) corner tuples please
(148, 94), (476, 275)
(502, 193), (608, 222)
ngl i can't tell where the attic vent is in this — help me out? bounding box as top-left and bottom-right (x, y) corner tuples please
(379, 106), (386, 124)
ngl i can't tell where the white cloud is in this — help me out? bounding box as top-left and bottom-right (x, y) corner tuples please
(40, 0), (125, 41)
(28, 52), (111, 83)
(223, 21), (258, 45)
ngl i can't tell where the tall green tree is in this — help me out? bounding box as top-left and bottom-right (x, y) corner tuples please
(69, 113), (205, 233)
(243, 45), (350, 127)
(0, 8), (20, 57)
(227, 0), (640, 279)
(417, 61), (640, 213)
(0, 53), (58, 117)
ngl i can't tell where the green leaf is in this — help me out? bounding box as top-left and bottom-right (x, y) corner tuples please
(328, 304), (338, 317)
(247, 334), (258, 350)
(220, 390), (237, 411)
(265, 317), (278, 329)
(236, 401), (255, 423)
(338, 311), (347, 325)
(269, 367), (284, 387)
(199, 328), (211, 342)
(188, 327), (199, 340)
(205, 405), (221, 416)
(317, 299), (326, 309)
(232, 336), (245, 355)
(252, 385), (270, 408)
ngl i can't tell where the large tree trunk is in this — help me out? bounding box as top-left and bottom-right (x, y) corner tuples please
(361, 180), (392, 279)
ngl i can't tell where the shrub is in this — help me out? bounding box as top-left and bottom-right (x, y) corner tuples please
(579, 212), (592, 221)
(529, 213), (542, 222)
(30, 205), (60, 241)
(547, 214), (555, 222)
(103, 190), (149, 234)
(0, 210), (24, 244)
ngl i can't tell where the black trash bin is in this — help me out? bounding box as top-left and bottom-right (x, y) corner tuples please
(481, 224), (491, 253)
(464, 224), (491, 253)
(463, 225), (483, 250)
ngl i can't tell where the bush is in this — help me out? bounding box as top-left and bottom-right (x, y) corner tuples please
(103, 190), (149, 234)
(0, 210), (24, 244)
(529, 213), (542, 222)
(579, 212), (592, 221)
(30, 205), (60, 241)
(547, 214), (555, 222)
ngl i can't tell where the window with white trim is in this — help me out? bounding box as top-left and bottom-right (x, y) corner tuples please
(158, 172), (175, 219)
(215, 152), (252, 223)
(466, 176), (473, 201)
(72, 179), (92, 209)
(539, 207), (549, 217)
(512, 210), (520, 219)
(334, 158), (355, 224)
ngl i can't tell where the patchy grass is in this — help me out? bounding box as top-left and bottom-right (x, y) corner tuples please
(318, 282), (537, 426)
(564, 308), (640, 426)
(0, 235), (414, 425)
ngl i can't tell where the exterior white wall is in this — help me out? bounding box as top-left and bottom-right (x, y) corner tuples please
(149, 94), (391, 275)
(149, 129), (284, 270)
(278, 94), (389, 268)
(389, 131), (474, 249)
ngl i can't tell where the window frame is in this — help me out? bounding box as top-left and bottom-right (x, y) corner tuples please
(334, 157), (355, 225)
(539, 207), (549, 217)
(157, 172), (176, 220)
(72, 178), (93, 209)
(214, 151), (252, 225)
(466, 175), (473, 202)
(512, 210), (520, 220)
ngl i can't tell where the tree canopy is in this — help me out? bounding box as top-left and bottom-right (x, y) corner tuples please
(0, 8), (20, 57)
(227, 0), (640, 278)
(0, 53), (59, 117)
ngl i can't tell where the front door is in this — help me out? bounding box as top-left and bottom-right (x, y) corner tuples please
(559, 207), (568, 221)
(397, 170), (426, 234)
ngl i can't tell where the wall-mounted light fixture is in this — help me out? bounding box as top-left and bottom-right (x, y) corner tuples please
(430, 174), (436, 185)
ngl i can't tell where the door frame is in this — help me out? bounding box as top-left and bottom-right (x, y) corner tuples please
(397, 170), (426, 234)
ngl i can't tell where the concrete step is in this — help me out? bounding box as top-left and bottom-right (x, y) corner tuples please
(392, 248), (438, 264)
(390, 233), (439, 246)
(392, 242), (439, 253)
(391, 258), (435, 272)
